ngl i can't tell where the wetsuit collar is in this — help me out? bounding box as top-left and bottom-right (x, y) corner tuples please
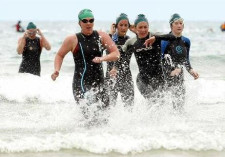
(81, 31), (94, 39)
(171, 31), (182, 37)
(169, 32), (182, 39)
(112, 32), (127, 42)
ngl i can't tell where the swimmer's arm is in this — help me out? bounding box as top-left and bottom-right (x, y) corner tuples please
(189, 69), (199, 80)
(17, 33), (27, 54)
(38, 29), (51, 50)
(51, 35), (77, 80)
(154, 34), (176, 42)
(95, 31), (120, 62)
(122, 36), (137, 52)
(113, 37), (135, 69)
(144, 34), (175, 47)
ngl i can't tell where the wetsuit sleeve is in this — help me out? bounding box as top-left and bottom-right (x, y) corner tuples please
(121, 38), (130, 52)
(115, 37), (136, 69)
(161, 40), (169, 58)
(155, 34), (176, 43)
(109, 34), (128, 68)
(183, 37), (193, 72)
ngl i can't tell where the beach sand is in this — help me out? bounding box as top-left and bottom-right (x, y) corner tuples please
(1, 149), (225, 157)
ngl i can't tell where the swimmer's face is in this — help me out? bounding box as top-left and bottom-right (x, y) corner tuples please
(117, 20), (129, 36)
(27, 29), (37, 38)
(136, 21), (149, 39)
(79, 18), (94, 35)
(171, 19), (184, 36)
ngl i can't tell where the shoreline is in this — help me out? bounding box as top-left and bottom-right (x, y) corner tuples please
(1, 149), (225, 157)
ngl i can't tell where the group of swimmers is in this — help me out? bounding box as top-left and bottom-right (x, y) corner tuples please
(17, 9), (199, 110)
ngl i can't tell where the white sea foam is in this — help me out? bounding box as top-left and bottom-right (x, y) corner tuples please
(0, 21), (225, 154)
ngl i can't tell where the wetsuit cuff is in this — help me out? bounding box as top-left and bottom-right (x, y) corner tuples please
(188, 68), (193, 74)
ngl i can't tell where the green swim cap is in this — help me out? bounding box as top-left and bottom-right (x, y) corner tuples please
(78, 9), (94, 21)
(27, 22), (36, 30)
(169, 13), (183, 24)
(116, 13), (129, 25)
(134, 14), (148, 26)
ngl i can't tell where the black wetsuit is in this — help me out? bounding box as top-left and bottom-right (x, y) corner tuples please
(106, 34), (134, 106)
(19, 37), (42, 76)
(122, 33), (175, 100)
(106, 34), (130, 76)
(161, 35), (192, 109)
(73, 31), (109, 106)
(134, 34), (164, 99)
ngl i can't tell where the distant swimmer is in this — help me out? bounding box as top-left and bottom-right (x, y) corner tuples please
(17, 22), (51, 76)
(220, 22), (225, 31)
(207, 28), (214, 33)
(51, 9), (120, 107)
(15, 21), (25, 32)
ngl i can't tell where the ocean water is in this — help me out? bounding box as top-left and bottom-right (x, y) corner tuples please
(0, 21), (225, 157)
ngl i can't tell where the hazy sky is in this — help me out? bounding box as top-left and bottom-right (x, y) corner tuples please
(1, 0), (224, 22)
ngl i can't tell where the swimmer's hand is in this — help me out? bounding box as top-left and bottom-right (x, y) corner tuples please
(92, 57), (103, 63)
(170, 68), (181, 77)
(109, 67), (117, 78)
(129, 24), (136, 34)
(51, 71), (59, 81)
(23, 31), (28, 38)
(189, 69), (199, 80)
(110, 23), (116, 35)
(36, 28), (43, 36)
(144, 36), (156, 47)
